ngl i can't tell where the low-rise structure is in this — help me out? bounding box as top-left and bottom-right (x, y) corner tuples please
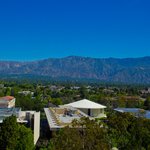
(20, 110), (40, 144)
(0, 96), (40, 145)
(64, 99), (106, 118)
(114, 108), (150, 119)
(140, 88), (150, 94)
(0, 107), (40, 145)
(0, 96), (16, 108)
(18, 91), (34, 96)
(44, 99), (106, 131)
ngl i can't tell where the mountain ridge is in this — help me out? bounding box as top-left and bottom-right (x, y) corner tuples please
(0, 56), (150, 84)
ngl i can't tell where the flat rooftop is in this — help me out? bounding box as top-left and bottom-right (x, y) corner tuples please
(114, 108), (150, 119)
(0, 107), (21, 123)
(0, 96), (15, 101)
(44, 107), (88, 130)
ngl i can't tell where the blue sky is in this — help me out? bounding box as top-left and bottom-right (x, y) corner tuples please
(0, 0), (150, 61)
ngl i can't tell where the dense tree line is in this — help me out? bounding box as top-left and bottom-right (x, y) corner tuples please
(0, 81), (150, 111)
(2, 113), (150, 150)
(41, 112), (150, 150)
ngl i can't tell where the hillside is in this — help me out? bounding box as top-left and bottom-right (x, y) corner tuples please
(0, 56), (150, 84)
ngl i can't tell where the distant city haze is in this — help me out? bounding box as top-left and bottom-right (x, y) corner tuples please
(0, 0), (150, 61)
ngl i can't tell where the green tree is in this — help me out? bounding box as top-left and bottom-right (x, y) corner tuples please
(107, 112), (132, 149)
(79, 86), (88, 99)
(0, 116), (19, 150)
(107, 112), (150, 150)
(118, 96), (126, 107)
(0, 116), (34, 150)
(49, 117), (110, 150)
(16, 94), (34, 110)
(16, 125), (34, 150)
(5, 87), (11, 96)
(51, 98), (62, 106)
(144, 96), (150, 110)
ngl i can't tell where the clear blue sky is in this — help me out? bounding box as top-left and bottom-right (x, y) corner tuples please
(0, 0), (150, 61)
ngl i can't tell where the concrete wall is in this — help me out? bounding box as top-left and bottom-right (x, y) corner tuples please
(78, 108), (88, 115)
(21, 111), (40, 145)
(8, 98), (16, 108)
(91, 109), (104, 117)
(34, 112), (40, 145)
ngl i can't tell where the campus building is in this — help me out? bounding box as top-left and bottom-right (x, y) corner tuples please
(0, 96), (40, 145)
(44, 99), (106, 131)
(0, 96), (16, 108)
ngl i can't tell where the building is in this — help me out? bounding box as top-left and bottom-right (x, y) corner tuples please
(44, 106), (88, 131)
(64, 99), (106, 118)
(18, 91), (34, 96)
(0, 107), (22, 123)
(0, 96), (40, 145)
(20, 110), (40, 144)
(140, 88), (150, 94)
(0, 107), (40, 145)
(0, 96), (16, 108)
(114, 108), (150, 119)
(44, 99), (106, 131)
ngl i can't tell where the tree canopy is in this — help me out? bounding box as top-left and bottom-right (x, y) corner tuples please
(44, 113), (150, 150)
(0, 116), (34, 150)
(49, 117), (110, 150)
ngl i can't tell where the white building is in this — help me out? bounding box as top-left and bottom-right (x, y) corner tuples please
(20, 110), (40, 145)
(18, 91), (34, 96)
(45, 99), (106, 131)
(64, 99), (106, 118)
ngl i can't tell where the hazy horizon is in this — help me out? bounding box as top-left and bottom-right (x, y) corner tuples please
(0, 55), (150, 62)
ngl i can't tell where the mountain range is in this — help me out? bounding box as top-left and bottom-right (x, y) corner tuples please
(0, 56), (150, 84)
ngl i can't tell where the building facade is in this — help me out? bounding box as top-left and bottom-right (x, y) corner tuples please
(0, 96), (16, 108)
(0, 96), (40, 145)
